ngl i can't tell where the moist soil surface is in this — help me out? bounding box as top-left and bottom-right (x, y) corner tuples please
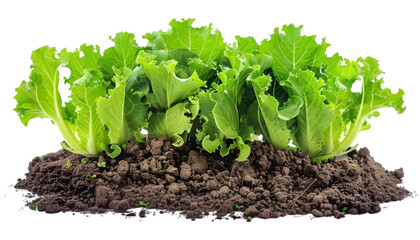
(15, 137), (410, 220)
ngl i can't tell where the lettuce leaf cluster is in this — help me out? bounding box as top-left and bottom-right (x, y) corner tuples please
(14, 19), (405, 161)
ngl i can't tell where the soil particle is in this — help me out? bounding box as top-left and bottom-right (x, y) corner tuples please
(243, 205), (259, 217)
(188, 150), (208, 174)
(139, 210), (146, 218)
(15, 137), (410, 220)
(149, 138), (165, 155)
(393, 168), (404, 179)
(117, 160), (129, 175)
(180, 162), (192, 180)
(311, 209), (323, 217)
(45, 204), (62, 214)
(358, 148), (370, 157)
(166, 165), (179, 176)
(281, 167), (290, 176)
(114, 200), (130, 212)
(168, 183), (180, 194)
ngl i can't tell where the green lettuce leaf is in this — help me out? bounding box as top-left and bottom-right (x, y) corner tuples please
(148, 100), (198, 147)
(260, 24), (329, 80)
(196, 91), (223, 153)
(143, 18), (226, 63)
(14, 46), (88, 154)
(281, 70), (334, 156)
(59, 44), (101, 85)
(70, 70), (109, 153)
(98, 32), (141, 81)
(315, 57), (405, 160)
(248, 75), (303, 149)
(137, 53), (205, 111)
(97, 67), (148, 146)
(211, 91), (239, 139)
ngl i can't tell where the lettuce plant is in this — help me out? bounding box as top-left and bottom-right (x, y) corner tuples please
(15, 33), (149, 156)
(14, 19), (405, 162)
(261, 24), (405, 161)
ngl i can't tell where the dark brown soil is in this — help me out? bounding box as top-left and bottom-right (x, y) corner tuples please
(15, 137), (410, 220)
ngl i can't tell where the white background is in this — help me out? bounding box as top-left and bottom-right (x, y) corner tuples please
(0, 0), (419, 239)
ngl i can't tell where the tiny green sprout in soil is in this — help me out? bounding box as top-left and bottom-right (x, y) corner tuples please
(89, 174), (97, 179)
(122, 143), (127, 150)
(139, 201), (150, 207)
(342, 207), (348, 212)
(80, 158), (87, 164)
(182, 155), (188, 161)
(247, 216), (253, 220)
(275, 205), (282, 211)
(235, 204), (244, 210)
(38, 156), (44, 160)
(349, 163), (357, 168)
(66, 160), (71, 168)
(28, 203), (36, 211)
(97, 162), (106, 168)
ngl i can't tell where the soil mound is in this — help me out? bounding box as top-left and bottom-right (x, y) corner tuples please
(15, 137), (410, 219)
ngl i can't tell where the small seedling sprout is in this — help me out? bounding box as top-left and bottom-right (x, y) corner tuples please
(29, 203), (36, 211)
(89, 174), (96, 179)
(122, 143), (127, 150)
(235, 204), (243, 210)
(182, 155), (188, 161)
(81, 157), (87, 164)
(66, 160), (71, 168)
(38, 155), (44, 160)
(139, 201), (150, 207)
(97, 162), (106, 168)
(247, 216), (253, 220)
(275, 205), (282, 211)
(349, 163), (357, 168)
(342, 207), (348, 212)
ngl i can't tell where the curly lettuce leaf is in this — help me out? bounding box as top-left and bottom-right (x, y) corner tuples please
(260, 24), (329, 80)
(70, 70), (109, 153)
(281, 70), (334, 156)
(98, 32), (141, 81)
(137, 53), (204, 111)
(148, 100), (198, 147)
(248, 75), (303, 149)
(14, 46), (88, 154)
(97, 67), (148, 146)
(196, 91), (223, 153)
(317, 57), (405, 160)
(143, 18), (226, 63)
(211, 91), (239, 139)
(59, 44), (101, 85)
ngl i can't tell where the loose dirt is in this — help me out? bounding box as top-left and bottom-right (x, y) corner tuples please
(15, 137), (410, 220)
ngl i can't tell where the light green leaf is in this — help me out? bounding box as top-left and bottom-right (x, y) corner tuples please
(14, 46), (87, 154)
(98, 32), (141, 81)
(249, 75), (302, 149)
(235, 36), (259, 54)
(210, 91), (239, 139)
(148, 101), (196, 147)
(97, 67), (148, 146)
(70, 70), (109, 153)
(59, 44), (101, 85)
(281, 70), (334, 156)
(235, 137), (250, 161)
(106, 144), (122, 158)
(125, 67), (149, 131)
(143, 18), (226, 63)
(260, 24), (330, 80)
(138, 55), (204, 111)
(196, 91), (224, 153)
(335, 57), (405, 152)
